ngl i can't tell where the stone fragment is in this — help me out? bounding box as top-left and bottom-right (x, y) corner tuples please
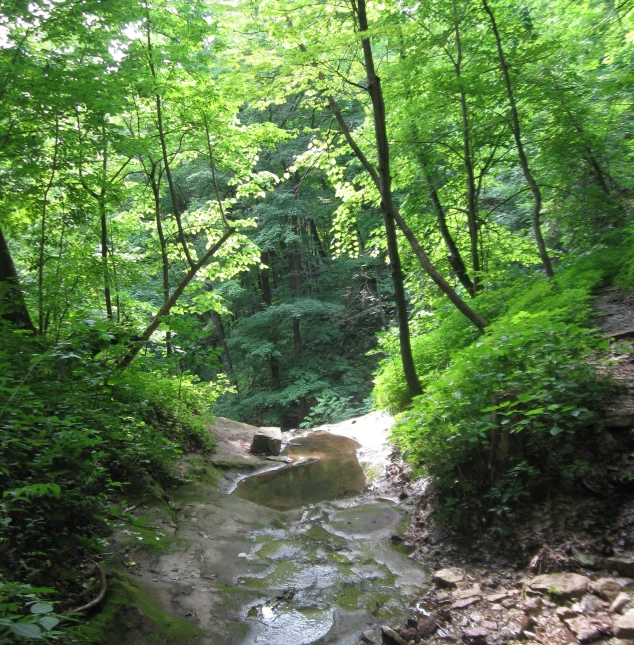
(417, 616), (438, 638)
(529, 572), (589, 600)
(565, 616), (606, 643)
(524, 597), (543, 615)
(454, 585), (482, 600)
(607, 557), (634, 578)
(462, 626), (490, 644)
(433, 567), (466, 588)
(594, 578), (628, 602)
(486, 592), (509, 603)
(501, 598), (517, 609)
(614, 609), (634, 639)
(436, 592), (452, 604)
(573, 547), (604, 570)
(611, 593), (633, 614)
(361, 631), (378, 644)
(578, 594), (607, 615)
(452, 596), (481, 609)
(556, 606), (578, 620)
(381, 625), (408, 645)
(250, 428), (282, 455)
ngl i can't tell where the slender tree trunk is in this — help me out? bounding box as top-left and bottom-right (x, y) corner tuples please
(146, 14), (193, 267)
(332, 1), (422, 400)
(210, 310), (235, 380)
(419, 151), (476, 296)
(0, 226), (35, 331)
(261, 251), (273, 306)
(374, 263), (388, 329)
(308, 217), (327, 257)
(481, 0), (553, 277)
(149, 164), (171, 354)
(99, 195), (113, 320)
(117, 229), (234, 369)
(452, 13), (482, 290)
(38, 118), (60, 333)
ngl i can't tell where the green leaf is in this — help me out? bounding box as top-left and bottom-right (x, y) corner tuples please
(38, 616), (60, 630)
(30, 602), (54, 614)
(10, 622), (44, 639)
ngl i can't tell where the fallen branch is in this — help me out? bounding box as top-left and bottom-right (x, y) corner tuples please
(70, 561), (107, 614)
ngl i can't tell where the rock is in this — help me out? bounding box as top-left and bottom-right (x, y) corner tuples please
(614, 609), (634, 639)
(529, 572), (589, 600)
(501, 598), (517, 609)
(573, 548), (604, 570)
(611, 593), (633, 614)
(381, 625), (408, 645)
(436, 592), (452, 604)
(607, 557), (634, 578)
(521, 616), (537, 635)
(433, 567), (466, 588)
(557, 606), (578, 620)
(361, 631), (379, 644)
(486, 592), (509, 603)
(578, 594), (607, 615)
(453, 584), (481, 600)
(453, 596), (481, 609)
(396, 627), (418, 642)
(417, 616), (438, 638)
(594, 578), (628, 602)
(565, 616), (606, 643)
(250, 428), (282, 455)
(462, 626), (490, 644)
(524, 597), (542, 615)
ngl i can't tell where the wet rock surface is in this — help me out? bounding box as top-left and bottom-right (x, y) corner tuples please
(250, 428), (283, 456)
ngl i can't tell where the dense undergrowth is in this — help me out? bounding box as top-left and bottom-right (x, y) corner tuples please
(0, 326), (219, 642)
(379, 236), (634, 525)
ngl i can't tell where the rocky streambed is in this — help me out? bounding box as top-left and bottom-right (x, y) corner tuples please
(82, 412), (433, 644)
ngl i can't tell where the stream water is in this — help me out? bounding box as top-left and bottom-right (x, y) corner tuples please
(229, 430), (430, 644)
(233, 432), (367, 511)
(114, 416), (429, 645)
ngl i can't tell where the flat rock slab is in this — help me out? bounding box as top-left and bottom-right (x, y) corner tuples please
(607, 556), (634, 578)
(565, 616), (606, 643)
(250, 428), (282, 455)
(433, 567), (466, 588)
(529, 572), (589, 600)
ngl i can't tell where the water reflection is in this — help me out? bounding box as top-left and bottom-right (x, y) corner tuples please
(233, 431), (366, 511)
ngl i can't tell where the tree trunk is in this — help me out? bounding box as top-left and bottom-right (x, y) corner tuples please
(261, 251), (273, 307)
(146, 14), (193, 267)
(451, 2), (482, 291)
(38, 118), (60, 333)
(210, 310), (235, 381)
(99, 195), (113, 320)
(308, 217), (327, 257)
(149, 164), (171, 354)
(481, 0), (554, 278)
(0, 226), (35, 331)
(117, 229), (234, 369)
(419, 152), (476, 297)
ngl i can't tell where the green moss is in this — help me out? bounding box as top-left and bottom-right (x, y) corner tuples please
(72, 572), (204, 644)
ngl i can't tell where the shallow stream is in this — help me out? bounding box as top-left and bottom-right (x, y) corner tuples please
(230, 429), (430, 644)
(109, 415), (429, 644)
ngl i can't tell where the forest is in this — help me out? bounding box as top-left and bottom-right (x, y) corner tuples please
(1, 0), (634, 641)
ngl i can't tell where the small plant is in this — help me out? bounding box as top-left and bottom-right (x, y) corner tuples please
(0, 578), (64, 642)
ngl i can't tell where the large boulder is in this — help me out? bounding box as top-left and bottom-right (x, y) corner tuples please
(250, 428), (282, 456)
(528, 572), (589, 600)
